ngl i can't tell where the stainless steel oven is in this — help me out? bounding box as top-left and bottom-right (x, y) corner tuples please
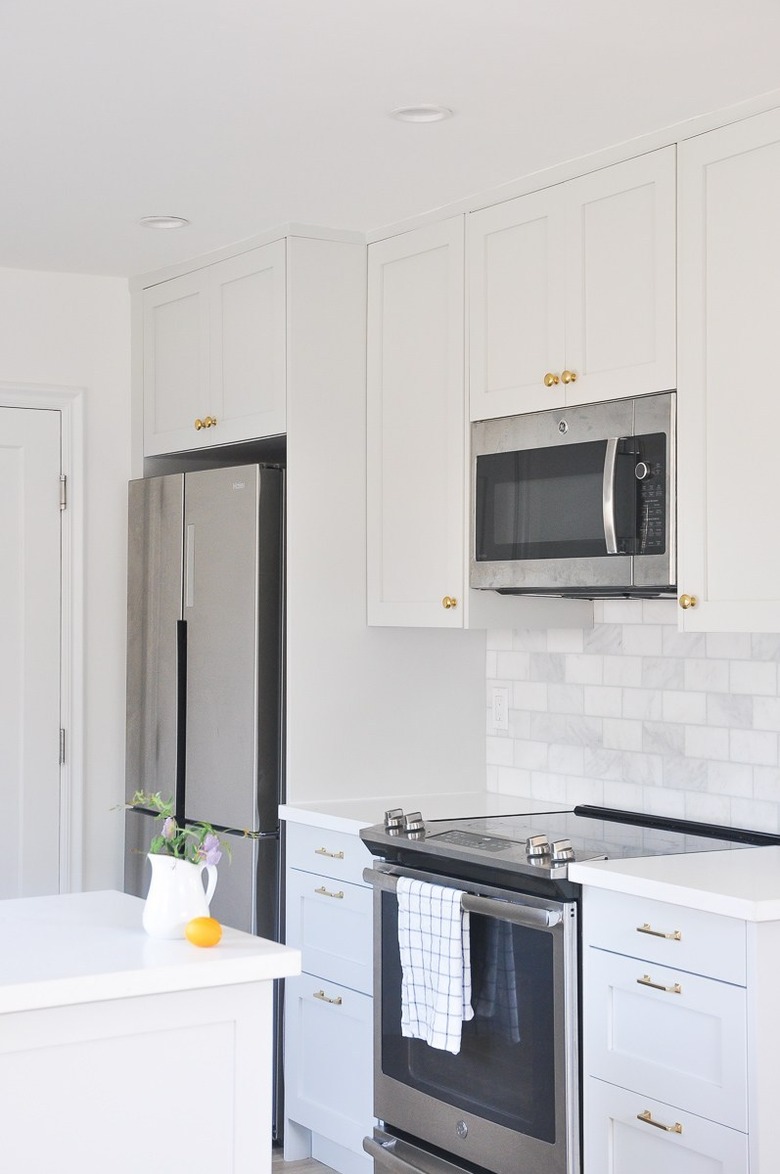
(360, 804), (776, 1174)
(364, 861), (579, 1174)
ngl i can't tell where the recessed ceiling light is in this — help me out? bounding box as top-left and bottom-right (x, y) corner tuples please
(390, 105), (454, 124)
(138, 215), (190, 230)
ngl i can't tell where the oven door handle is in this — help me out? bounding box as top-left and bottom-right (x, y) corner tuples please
(603, 436), (619, 554)
(363, 867), (563, 929)
(462, 892), (562, 928)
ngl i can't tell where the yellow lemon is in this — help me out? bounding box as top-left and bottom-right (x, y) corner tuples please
(185, 916), (222, 947)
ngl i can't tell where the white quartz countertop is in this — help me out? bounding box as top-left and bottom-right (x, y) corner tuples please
(0, 889), (301, 1015)
(569, 845), (780, 921)
(279, 791), (570, 834)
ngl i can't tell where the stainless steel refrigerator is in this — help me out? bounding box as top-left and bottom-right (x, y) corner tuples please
(123, 463), (285, 1123)
(124, 461), (284, 929)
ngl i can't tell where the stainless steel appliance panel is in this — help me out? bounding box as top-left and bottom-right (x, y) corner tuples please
(367, 863), (580, 1174)
(123, 808), (159, 899)
(183, 465), (260, 831)
(210, 830), (280, 940)
(125, 474), (184, 801)
(470, 391), (675, 596)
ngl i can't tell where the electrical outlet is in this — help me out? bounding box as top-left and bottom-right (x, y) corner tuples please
(492, 686), (509, 731)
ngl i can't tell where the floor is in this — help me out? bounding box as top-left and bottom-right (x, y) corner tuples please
(272, 1151), (332, 1174)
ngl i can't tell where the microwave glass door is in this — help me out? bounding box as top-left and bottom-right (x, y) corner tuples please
(475, 439), (636, 563)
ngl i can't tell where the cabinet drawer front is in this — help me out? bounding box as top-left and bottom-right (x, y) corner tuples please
(286, 868), (373, 993)
(585, 947), (747, 1130)
(584, 1077), (748, 1174)
(284, 972), (374, 1156)
(286, 822), (374, 886)
(583, 888), (746, 984)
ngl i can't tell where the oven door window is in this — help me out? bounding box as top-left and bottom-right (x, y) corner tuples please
(381, 893), (557, 1143)
(475, 439), (636, 561)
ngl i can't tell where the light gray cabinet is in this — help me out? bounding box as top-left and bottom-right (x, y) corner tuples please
(284, 821), (374, 1174)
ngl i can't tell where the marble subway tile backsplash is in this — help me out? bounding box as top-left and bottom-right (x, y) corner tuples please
(486, 600), (780, 832)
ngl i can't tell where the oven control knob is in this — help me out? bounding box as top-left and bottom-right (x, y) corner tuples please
(550, 838), (575, 864)
(635, 461), (651, 481)
(384, 808), (405, 833)
(404, 812), (425, 836)
(526, 834), (550, 859)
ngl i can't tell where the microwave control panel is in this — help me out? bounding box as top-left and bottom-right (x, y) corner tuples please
(634, 431), (666, 555)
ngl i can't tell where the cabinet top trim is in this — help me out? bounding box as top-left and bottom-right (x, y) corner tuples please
(130, 221), (364, 294)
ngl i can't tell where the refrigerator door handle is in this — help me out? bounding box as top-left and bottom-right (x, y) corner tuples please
(184, 523), (196, 608)
(175, 620), (187, 824)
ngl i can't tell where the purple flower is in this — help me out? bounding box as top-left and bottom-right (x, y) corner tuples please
(161, 816), (176, 841)
(197, 833), (222, 867)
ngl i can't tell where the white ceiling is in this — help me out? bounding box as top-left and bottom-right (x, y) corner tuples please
(4, 0), (780, 278)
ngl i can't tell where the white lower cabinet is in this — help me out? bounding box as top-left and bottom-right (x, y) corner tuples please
(586, 946), (747, 1129)
(585, 1078), (749, 1174)
(283, 821), (374, 1174)
(582, 888), (749, 1174)
(285, 975), (373, 1155)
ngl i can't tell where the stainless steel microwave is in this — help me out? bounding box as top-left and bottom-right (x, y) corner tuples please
(471, 391), (675, 597)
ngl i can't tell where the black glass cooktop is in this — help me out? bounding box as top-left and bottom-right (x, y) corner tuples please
(359, 804), (780, 894)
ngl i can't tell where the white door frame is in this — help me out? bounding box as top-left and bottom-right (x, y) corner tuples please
(0, 383), (84, 892)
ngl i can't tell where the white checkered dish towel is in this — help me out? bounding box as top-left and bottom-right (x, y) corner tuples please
(396, 876), (474, 1055)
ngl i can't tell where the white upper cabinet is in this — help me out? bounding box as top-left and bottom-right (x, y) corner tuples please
(367, 217), (466, 628)
(366, 217), (591, 630)
(468, 147), (676, 420)
(143, 240), (286, 454)
(677, 108), (780, 631)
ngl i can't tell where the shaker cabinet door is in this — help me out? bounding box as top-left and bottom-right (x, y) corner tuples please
(284, 973), (375, 1158)
(211, 242), (286, 442)
(678, 106), (780, 630)
(584, 1078), (748, 1174)
(468, 146), (675, 421)
(469, 186), (566, 419)
(142, 240), (286, 455)
(563, 147), (676, 407)
(143, 270), (210, 453)
(367, 217), (466, 627)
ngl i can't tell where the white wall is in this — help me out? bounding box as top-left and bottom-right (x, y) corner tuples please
(0, 267), (131, 889)
(487, 599), (780, 832)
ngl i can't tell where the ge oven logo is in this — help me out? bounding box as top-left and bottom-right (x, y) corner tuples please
(456, 1120), (469, 1139)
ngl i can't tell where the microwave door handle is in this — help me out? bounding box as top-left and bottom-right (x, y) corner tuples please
(603, 437), (619, 554)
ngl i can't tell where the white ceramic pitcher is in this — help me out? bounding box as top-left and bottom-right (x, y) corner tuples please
(142, 852), (218, 939)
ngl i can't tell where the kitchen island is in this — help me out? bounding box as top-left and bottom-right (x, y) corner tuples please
(0, 889), (300, 1174)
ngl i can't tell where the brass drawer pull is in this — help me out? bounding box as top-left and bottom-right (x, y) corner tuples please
(636, 1109), (683, 1135)
(637, 922), (681, 941)
(637, 973), (682, 994)
(315, 885), (344, 899)
(315, 847), (345, 860)
(313, 989), (343, 1006)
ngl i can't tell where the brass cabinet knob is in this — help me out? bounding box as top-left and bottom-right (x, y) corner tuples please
(203, 415), (217, 428)
(543, 372), (560, 387)
(561, 369), (577, 384)
(678, 594), (698, 610)
(194, 417), (204, 431)
(442, 595), (458, 610)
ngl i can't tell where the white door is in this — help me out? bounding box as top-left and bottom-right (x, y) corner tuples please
(0, 406), (62, 896)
